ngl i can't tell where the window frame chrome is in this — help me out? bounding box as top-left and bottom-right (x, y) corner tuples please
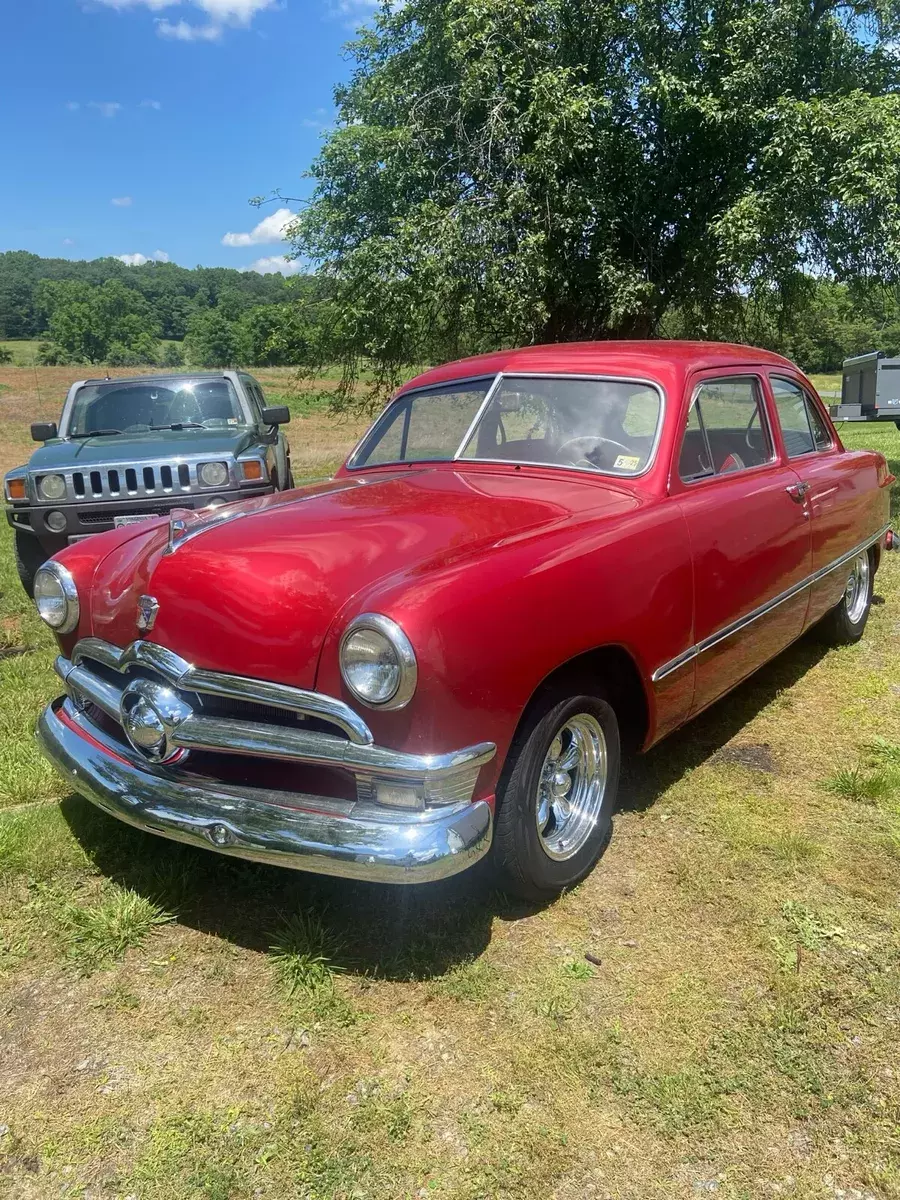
(768, 373), (836, 457)
(346, 371), (667, 481)
(677, 372), (778, 486)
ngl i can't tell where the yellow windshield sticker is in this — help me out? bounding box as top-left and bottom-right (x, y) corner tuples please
(614, 454), (640, 470)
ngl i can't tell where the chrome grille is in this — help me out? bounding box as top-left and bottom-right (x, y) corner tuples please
(53, 638), (495, 812)
(38, 460), (210, 504)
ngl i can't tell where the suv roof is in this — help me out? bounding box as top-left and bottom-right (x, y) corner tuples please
(78, 371), (243, 385)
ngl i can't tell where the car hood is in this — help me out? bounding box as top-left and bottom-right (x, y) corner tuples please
(84, 467), (640, 689)
(29, 426), (257, 470)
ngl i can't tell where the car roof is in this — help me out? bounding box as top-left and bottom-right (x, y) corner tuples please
(399, 340), (799, 395)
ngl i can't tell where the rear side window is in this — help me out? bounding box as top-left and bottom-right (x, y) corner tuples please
(678, 377), (773, 481)
(771, 377), (833, 455)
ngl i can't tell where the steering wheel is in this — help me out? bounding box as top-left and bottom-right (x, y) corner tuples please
(556, 435), (633, 467)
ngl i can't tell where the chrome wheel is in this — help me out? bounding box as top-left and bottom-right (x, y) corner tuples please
(535, 713), (608, 861)
(843, 552), (870, 624)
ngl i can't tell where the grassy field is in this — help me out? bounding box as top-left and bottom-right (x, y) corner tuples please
(0, 365), (898, 1199)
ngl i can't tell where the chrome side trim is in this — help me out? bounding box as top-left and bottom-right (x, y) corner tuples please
(69, 637), (374, 745)
(37, 702), (493, 884)
(651, 523), (891, 683)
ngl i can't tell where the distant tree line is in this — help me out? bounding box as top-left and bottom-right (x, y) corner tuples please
(3, 250), (900, 381)
(0, 250), (323, 369)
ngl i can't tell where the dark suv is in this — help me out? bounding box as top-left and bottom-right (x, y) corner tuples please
(4, 370), (292, 594)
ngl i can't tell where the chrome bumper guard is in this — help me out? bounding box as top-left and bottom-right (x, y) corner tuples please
(37, 637), (497, 883)
(38, 703), (493, 883)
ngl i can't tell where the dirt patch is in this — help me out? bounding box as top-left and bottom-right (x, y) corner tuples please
(712, 742), (779, 773)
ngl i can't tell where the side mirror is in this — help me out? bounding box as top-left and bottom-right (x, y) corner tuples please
(31, 421), (58, 442)
(261, 406), (290, 426)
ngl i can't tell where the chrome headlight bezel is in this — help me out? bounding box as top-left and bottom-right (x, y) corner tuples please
(339, 613), (417, 711)
(197, 461), (230, 488)
(37, 473), (67, 501)
(33, 561), (80, 634)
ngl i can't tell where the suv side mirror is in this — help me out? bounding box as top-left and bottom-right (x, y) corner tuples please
(261, 406), (290, 426)
(31, 421), (58, 442)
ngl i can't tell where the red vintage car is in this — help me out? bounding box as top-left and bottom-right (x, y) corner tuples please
(34, 342), (895, 899)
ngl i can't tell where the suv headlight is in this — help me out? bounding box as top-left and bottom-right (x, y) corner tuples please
(33, 562), (80, 633)
(198, 461), (229, 488)
(339, 613), (417, 710)
(38, 473), (67, 501)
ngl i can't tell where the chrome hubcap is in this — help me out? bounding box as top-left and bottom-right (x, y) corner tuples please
(843, 552), (870, 624)
(535, 713), (608, 861)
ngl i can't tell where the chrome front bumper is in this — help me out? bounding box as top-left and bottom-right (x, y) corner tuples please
(37, 702), (494, 884)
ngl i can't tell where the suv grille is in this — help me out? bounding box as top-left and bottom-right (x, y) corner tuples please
(35, 460), (230, 504)
(78, 503), (185, 527)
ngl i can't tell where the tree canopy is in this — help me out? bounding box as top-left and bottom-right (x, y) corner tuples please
(288, 0), (900, 401)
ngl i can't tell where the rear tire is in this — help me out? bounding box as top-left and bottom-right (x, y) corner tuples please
(14, 532), (46, 598)
(492, 692), (620, 902)
(817, 549), (874, 645)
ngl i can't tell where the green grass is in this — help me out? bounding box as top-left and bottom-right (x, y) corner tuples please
(0, 417), (898, 1197)
(0, 338), (43, 365)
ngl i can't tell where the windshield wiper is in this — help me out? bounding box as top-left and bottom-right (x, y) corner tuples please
(70, 429), (122, 438)
(150, 422), (205, 431)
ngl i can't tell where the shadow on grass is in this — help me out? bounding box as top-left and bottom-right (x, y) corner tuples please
(60, 629), (831, 978)
(59, 792), (517, 980)
(620, 631), (830, 812)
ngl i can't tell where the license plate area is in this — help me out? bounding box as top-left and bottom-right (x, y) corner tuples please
(113, 514), (155, 528)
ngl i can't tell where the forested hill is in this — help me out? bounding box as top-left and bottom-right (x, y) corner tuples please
(0, 250), (311, 341)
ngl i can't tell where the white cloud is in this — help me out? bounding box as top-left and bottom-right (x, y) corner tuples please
(329, 0), (380, 27)
(62, 238), (75, 246)
(222, 206), (294, 247)
(93, 0), (277, 39)
(66, 101), (80, 111)
(88, 101), (123, 118)
(139, 98), (162, 109)
(302, 108), (333, 130)
(111, 196), (133, 207)
(245, 255), (303, 276)
(156, 18), (221, 39)
(116, 250), (170, 266)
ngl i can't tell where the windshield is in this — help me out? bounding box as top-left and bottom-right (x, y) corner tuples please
(66, 377), (244, 437)
(351, 375), (663, 476)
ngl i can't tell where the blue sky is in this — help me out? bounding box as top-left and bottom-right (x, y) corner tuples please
(0, 0), (374, 273)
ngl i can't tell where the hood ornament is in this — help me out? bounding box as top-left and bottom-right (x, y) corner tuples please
(165, 512), (188, 556)
(136, 594), (160, 633)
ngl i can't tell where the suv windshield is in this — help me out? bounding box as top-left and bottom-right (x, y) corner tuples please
(352, 375), (663, 476)
(67, 377), (244, 437)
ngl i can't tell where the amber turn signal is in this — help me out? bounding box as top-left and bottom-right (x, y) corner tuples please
(240, 461), (264, 481)
(6, 478), (26, 501)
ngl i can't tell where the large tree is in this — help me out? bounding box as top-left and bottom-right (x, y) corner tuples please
(287, 0), (900, 402)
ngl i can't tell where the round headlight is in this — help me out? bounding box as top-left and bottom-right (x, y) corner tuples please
(38, 473), (67, 501)
(198, 461), (229, 488)
(33, 562), (80, 633)
(339, 614), (417, 710)
(45, 510), (67, 533)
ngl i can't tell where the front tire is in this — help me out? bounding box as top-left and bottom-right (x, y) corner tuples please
(14, 532), (47, 598)
(493, 692), (620, 902)
(818, 549), (874, 645)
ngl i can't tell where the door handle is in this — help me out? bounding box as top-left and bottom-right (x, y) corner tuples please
(785, 481), (811, 503)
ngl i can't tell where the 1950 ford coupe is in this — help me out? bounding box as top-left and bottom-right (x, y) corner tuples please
(34, 342), (895, 899)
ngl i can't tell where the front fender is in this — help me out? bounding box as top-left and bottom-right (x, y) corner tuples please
(314, 501), (694, 798)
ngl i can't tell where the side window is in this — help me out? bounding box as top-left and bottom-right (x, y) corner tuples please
(771, 377), (832, 455)
(678, 377), (773, 482)
(239, 377), (261, 424)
